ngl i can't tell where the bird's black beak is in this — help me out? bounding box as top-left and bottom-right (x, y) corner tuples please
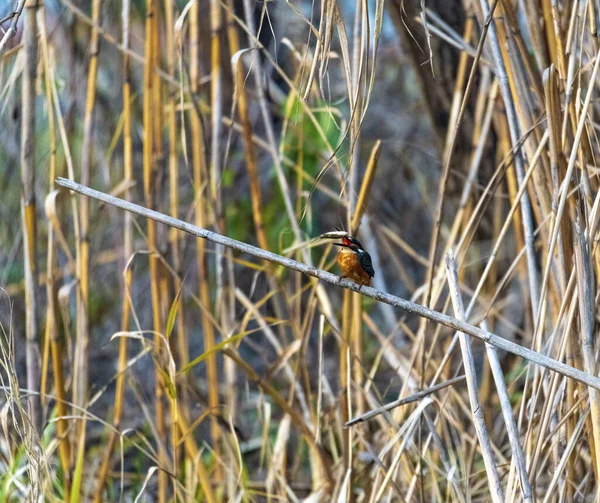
(333, 242), (350, 248)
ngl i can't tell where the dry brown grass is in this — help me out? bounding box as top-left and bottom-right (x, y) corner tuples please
(2, 0), (600, 501)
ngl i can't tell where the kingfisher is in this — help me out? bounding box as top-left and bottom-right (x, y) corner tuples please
(320, 231), (375, 288)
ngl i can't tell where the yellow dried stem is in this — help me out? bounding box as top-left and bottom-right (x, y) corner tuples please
(226, 0), (268, 254)
(21, 0), (42, 436)
(76, 0), (101, 415)
(39, 5), (71, 494)
(142, 0), (167, 501)
(210, 0), (224, 480)
(189, 0), (221, 482)
(350, 140), (381, 235)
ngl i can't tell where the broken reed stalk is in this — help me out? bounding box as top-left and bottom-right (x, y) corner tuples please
(21, 0), (41, 436)
(445, 252), (503, 503)
(55, 178), (600, 393)
(480, 319), (532, 503)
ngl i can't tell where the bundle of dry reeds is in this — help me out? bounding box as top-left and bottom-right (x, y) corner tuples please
(1, 0), (600, 501)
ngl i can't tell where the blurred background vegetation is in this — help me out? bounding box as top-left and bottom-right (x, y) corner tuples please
(2, 0), (600, 501)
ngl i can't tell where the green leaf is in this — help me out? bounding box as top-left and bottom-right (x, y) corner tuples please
(222, 168), (234, 187)
(157, 364), (177, 399)
(166, 284), (183, 340)
(178, 322), (284, 375)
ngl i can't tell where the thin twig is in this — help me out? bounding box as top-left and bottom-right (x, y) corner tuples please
(345, 374), (465, 427)
(54, 177), (600, 393)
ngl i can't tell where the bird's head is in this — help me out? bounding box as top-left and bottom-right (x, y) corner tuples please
(334, 235), (364, 251)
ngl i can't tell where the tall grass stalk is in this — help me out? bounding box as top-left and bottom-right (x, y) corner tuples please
(20, 0), (42, 437)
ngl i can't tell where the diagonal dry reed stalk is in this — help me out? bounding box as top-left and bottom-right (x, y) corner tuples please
(56, 178), (600, 393)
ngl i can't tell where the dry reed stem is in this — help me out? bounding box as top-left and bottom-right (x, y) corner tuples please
(340, 137), (382, 481)
(225, 0), (270, 262)
(74, 0), (100, 435)
(573, 217), (600, 486)
(38, 6), (71, 494)
(445, 252), (503, 502)
(209, 0), (225, 480)
(480, 319), (532, 503)
(480, 0), (540, 317)
(20, 0), (41, 436)
(142, 1), (167, 500)
(164, 0), (192, 493)
(423, 0), (499, 315)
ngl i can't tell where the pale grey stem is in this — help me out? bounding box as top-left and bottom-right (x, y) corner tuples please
(240, 0), (300, 240)
(21, 0), (41, 435)
(349, 0), (362, 221)
(55, 177), (600, 392)
(0, 0), (26, 52)
(542, 408), (589, 503)
(480, 0), (540, 318)
(481, 319), (532, 503)
(446, 252), (504, 503)
(210, 0), (224, 317)
(424, 0), (499, 313)
(362, 215), (397, 332)
(573, 218), (600, 485)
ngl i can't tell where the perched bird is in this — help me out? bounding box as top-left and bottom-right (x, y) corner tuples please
(333, 235), (375, 288)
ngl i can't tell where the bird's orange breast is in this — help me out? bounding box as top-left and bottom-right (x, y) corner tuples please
(337, 249), (371, 285)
